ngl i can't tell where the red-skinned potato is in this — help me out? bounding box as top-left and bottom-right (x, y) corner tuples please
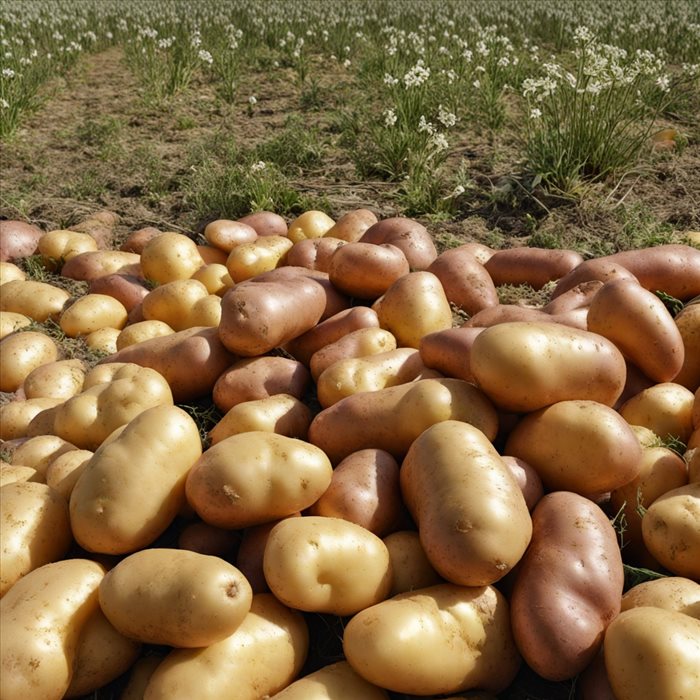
(359, 217), (437, 270)
(419, 326), (484, 383)
(309, 448), (403, 536)
(237, 210), (288, 236)
(382, 530), (442, 596)
(401, 420), (531, 586)
(455, 241), (495, 265)
(587, 279), (684, 382)
(0, 220), (44, 261)
(343, 583), (520, 696)
(673, 303), (700, 390)
(501, 455), (544, 511)
(119, 226), (161, 254)
(105, 326), (236, 403)
(324, 208), (378, 242)
(60, 250), (141, 281)
(285, 236), (346, 272)
(469, 321), (627, 413)
(308, 377), (498, 464)
(463, 304), (553, 328)
(287, 210), (335, 243)
(88, 273), (150, 312)
(542, 279), (604, 315)
(327, 242), (410, 299)
(551, 258), (639, 299)
(510, 491), (624, 682)
(484, 246), (584, 289)
(504, 400), (642, 497)
(204, 219), (258, 252)
(212, 355), (310, 413)
(427, 245), (499, 315)
(67, 210), (118, 250)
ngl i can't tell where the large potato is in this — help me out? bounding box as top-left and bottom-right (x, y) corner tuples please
(359, 217), (437, 270)
(469, 321), (627, 413)
(0, 559), (105, 700)
(604, 607), (700, 699)
(401, 420), (531, 586)
(59, 293), (128, 337)
(0, 330), (59, 392)
(0, 279), (69, 321)
(510, 491), (624, 681)
(69, 404), (202, 554)
(143, 593), (309, 700)
(99, 548), (252, 647)
(186, 431), (332, 528)
(140, 232), (204, 284)
(504, 400), (642, 496)
(343, 583), (520, 696)
(61, 250), (141, 281)
(22, 358), (86, 400)
(483, 246), (583, 289)
(263, 515), (393, 615)
(621, 576), (700, 617)
(308, 377), (498, 464)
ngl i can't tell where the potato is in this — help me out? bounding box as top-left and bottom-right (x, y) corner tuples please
(84, 326), (120, 354)
(484, 246), (583, 289)
(89, 273), (151, 312)
(238, 210), (288, 237)
(0, 279), (69, 321)
(0, 219), (43, 262)
(120, 226), (161, 253)
(382, 530), (442, 595)
(542, 279), (604, 315)
(0, 481), (72, 596)
(673, 303), (700, 390)
(0, 310), (31, 338)
(288, 210), (335, 243)
(0, 464), (40, 487)
(0, 559), (105, 700)
(269, 661), (390, 700)
(619, 382), (695, 443)
(418, 326), (484, 383)
(191, 262), (233, 296)
(309, 448), (403, 536)
(186, 431), (332, 529)
(64, 608), (141, 698)
(45, 449), (93, 500)
(343, 583), (520, 696)
(642, 482), (700, 579)
(118, 655), (164, 700)
(604, 607), (700, 699)
(263, 515), (392, 615)
(0, 397), (63, 440)
(22, 358), (86, 400)
(225, 235), (293, 281)
(0, 261), (26, 285)
(69, 404), (202, 554)
(116, 319), (174, 350)
(401, 420), (531, 585)
(59, 293), (128, 337)
(10, 434), (77, 478)
(212, 356), (310, 413)
(327, 242), (410, 299)
(38, 229), (98, 269)
(197, 244), (230, 266)
(504, 400), (643, 497)
(427, 245), (499, 315)
(463, 303), (554, 328)
(360, 217), (437, 270)
(501, 455), (544, 511)
(286, 236), (346, 272)
(510, 491), (624, 681)
(551, 258), (639, 299)
(99, 548), (252, 647)
(308, 377), (498, 464)
(376, 271), (453, 349)
(61, 250), (141, 281)
(140, 232), (204, 284)
(208, 393), (312, 444)
(587, 279), (685, 383)
(143, 593), (308, 700)
(324, 208), (378, 242)
(621, 576), (700, 617)
(141, 278), (218, 331)
(106, 326), (235, 403)
(204, 219), (258, 252)
(469, 321), (627, 413)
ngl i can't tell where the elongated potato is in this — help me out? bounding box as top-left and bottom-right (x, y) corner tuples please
(116, 319), (174, 350)
(308, 378), (498, 464)
(0, 310), (31, 338)
(469, 321), (627, 413)
(59, 293), (128, 337)
(343, 583), (520, 696)
(0, 559), (105, 700)
(359, 217), (437, 270)
(186, 431), (332, 528)
(484, 246), (583, 289)
(401, 420), (531, 585)
(69, 404), (202, 554)
(621, 576), (700, 617)
(238, 210), (288, 237)
(38, 229), (97, 268)
(10, 433), (77, 478)
(61, 250), (141, 281)
(551, 258), (639, 299)
(510, 492), (624, 682)
(22, 358), (86, 400)
(0, 330), (59, 392)
(204, 219), (258, 252)
(143, 593), (309, 700)
(0, 279), (70, 321)
(89, 272), (150, 312)
(504, 400), (643, 496)
(0, 396), (63, 440)
(99, 548), (252, 647)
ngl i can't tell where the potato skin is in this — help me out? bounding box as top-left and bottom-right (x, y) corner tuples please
(673, 303), (700, 390)
(621, 576), (700, 617)
(0, 279), (69, 321)
(401, 420), (531, 586)
(419, 326), (484, 383)
(0, 330), (59, 392)
(469, 321), (627, 413)
(484, 247), (583, 290)
(510, 491), (624, 682)
(359, 217), (437, 270)
(343, 583), (520, 696)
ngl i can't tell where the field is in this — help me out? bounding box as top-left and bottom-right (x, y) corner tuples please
(1, 1), (699, 699)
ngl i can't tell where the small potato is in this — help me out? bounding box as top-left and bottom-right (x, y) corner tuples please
(120, 226), (162, 254)
(673, 303), (700, 390)
(0, 220), (43, 262)
(0, 559), (105, 700)
(61, 250), (141, 281)
(140, 232), (204, 285)
(116, 319), (174, 350)
(191, 262), (233, 296)
(263, 515), (393, 615)
(604, 607), (700, 700)
(45, 449), (93, 500)
(484, 246), (583, 289)
(225, 235), (293, 282)
(141, 279), (211, 331)
(10, 434), (77, 479)
(204, 219), (258, 252)
(238, 210), (288, 237)
(143, 593), (309, 700)
(343, 584), (520, 696)
(504, 400), (643, 497)
(99, 548), (252, 647)
(38, 229), (98, 269)
(286, 236), (346, 272)
(0, 261), (26, 285)
(208, 393), (312, 444)
(0, 481), (73, 596)
(324, 208), (378, 242)
(360, 217), (437, 270)
(0, 279), (69, 321)
(642, 482), (700, 579)
(186, 432), (332, 529)
(22, 358), (86, 400)
(85, 327), (120, 354)
(621, 576), (700, 617)
(197, 244), (229, 266)
(0, 397), (63, 440)
(309, 448), (403, 536)
(287, 210), (335, 243)
(0, 311), (31, 338)
(268, 660), (390, 700)
(383, 530), (442, 596)
(619, 382), (695, 443)
(377, 271), (453, 349)
(501, 455), (544, 511)
(59, 293), (128, 337)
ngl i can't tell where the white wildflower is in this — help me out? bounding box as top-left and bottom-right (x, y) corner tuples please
(573, 26), (593, 43)
(250, 161), (266, 172)
(198, 49), (213, 64)
(437, 105), (457, 128)
(497, 56), (510, 67)
(403, 60), (430, 88)
(248, 95), (257, 105)
(472, 79), (481, 89)
(0, 98), (9, 109)
(529, 107), (542, 119)
(656, 74), (670, 92)
(383, 108), (397, 128)
(430, 132), (449, 151)
(343, 58), (351, 68)
(2, 67), (15, 78)
(383, 72), (399, 86)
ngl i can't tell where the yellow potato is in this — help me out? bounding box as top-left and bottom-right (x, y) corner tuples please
(140, 232), (204, 284)
(288, 210), (335, 243)
(191, 262), (233, 296)
(225, 235), (293, 282)
(38, 229), (98, 268)
(263, 515), (393, 615)
(0, 310), (31, 338)
(0, 279), (70, 321)
(204, 218), (258, 252)
(0, 559), (105, 700)
(383, 530), (442, 596)
(141, 279), (211, 331)
(116, 319), (174, 350)
(0, 330), (59, 392)
(143, 593), (309, 700)
(45, 448), (93, 500)
(59, 294), (128, 337)
(22, 358), (86, 400)
(84, 326), (120, 354)
(10, 434), (77, 477)
(0, 261), (26, 285)
(621, 576), (700, 617)
(343, 584), (520, 696)
(69, 404), (202, 554)
(0, 397), (63, 440)
(0, 464), (40, 487)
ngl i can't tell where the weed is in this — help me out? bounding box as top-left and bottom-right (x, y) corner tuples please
(254, 116), (326, 174)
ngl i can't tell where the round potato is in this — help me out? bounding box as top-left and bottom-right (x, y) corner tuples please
(204, 219), (258, 252)
(287, 210), (335, 243)
(9, 434), (77, 478)
(225, 235), (293, 282)
(621, 576), (700, 617)
(59, 293), (128, 337)
(22, 358), (86, 400)
(0, 397), (63, 440)
(324, 208), (378, 242)
(238, 210), (288, 237)
(38, 229), (98, 269)
(140, 232), (204, 285)
(286, 236), (346, 272)
(116, 319), (174, 350)
(0, 261), (26, 285)
(0, 330), (59, 392)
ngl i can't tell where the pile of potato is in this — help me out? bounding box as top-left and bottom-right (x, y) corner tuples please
(0, 209), (699, 700)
